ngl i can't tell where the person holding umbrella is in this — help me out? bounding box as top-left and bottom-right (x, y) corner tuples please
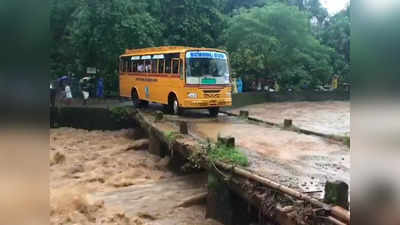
(56, 75), (68, 102)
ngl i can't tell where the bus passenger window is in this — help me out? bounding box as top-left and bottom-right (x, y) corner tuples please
(172, 60), (179, 74)
(158, 59), (165, 73)
(152, 60), (157, 73)
(180, 60), (183, 79)
(127, 59), (132, 72)
(145, 60), (151, 73)
(137, 60), (144, 72)
(132, 61), (137, 72)
(125, 58), (129, 72)
(119, 59), (123, 72)
(165, 59), (171, 73)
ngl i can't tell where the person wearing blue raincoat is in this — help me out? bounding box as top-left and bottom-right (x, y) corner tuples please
(237, 77), (243, 93)
(96, 77), (104, 98)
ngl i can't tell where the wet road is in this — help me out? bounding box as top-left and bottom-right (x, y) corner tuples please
(139, 103), (350, 197)
(189, 116), (349, 196)
(136, 102), (349, 197)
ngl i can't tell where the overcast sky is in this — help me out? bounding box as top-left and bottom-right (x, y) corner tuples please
(321, 0), (350, 15)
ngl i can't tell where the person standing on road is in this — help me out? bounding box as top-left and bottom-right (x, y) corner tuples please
(65, 83), (73, 105)
(50, 82), (56, 107)
(237, 77), (243, 93)
(80, 77), (90, 105)
(96, 77), (104, 99)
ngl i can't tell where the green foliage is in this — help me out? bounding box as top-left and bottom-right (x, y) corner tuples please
(50, 0), (162, 92)
(208, 143), (249, 167)
(225, 3), (334, 89)
(319, 6), (351, 82)
(110, 106), (132, 122)
(50, 0), (349, 92)
(184, 151), (204, 171)
(165, 131), (180, 143)
(343, 136), (350, 148)
(160, 0), (227, 47)
(207, 172), (219, 189)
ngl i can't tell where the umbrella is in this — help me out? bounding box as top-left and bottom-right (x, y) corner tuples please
(56, 75), (68, 82)
(80, 77), (91, 83)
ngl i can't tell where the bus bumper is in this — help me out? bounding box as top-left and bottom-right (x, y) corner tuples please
(183, 98), (232, 108)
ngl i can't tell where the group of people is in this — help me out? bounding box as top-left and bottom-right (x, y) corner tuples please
(49, 75), (104, 106)
(137, 63), (152, 72)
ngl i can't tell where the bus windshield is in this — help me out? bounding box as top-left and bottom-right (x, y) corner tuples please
(186, 51), (230, 85)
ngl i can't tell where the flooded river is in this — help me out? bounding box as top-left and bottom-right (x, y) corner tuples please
(230, 101), (350, 137)
(50, 128), (221, 225)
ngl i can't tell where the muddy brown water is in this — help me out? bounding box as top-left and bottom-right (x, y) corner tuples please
(230, 101), (350, 137)
(50, 128), (222, 225)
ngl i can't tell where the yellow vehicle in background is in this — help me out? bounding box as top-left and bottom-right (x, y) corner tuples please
(119, 46), (232, 116)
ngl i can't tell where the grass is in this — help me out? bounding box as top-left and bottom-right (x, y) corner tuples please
(342, 136), (350, 148)
(165, 131), (180, 143)
(208, 143), (249, 167)
(326, 134), (350, 148)
(110, 106), (132, 122)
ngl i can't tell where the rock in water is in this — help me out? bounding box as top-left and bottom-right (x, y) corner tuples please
(125, 139), (149, 151)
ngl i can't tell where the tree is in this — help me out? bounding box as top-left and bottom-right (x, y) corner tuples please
(50, 0), (81, 77)
(319, 5), (350, 81)
(224, 0), (268, 14)
(49, 0), (347, 94)
(50, 0), (163, 94)
(225, 3), (333, 89)
(160, 0), (227, 47)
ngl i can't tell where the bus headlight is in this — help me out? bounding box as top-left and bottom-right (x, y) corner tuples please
(188, 93), (198, 99)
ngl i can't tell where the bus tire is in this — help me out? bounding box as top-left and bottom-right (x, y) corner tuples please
(169, 95), (183, 115)
(208, 107), (219, 117)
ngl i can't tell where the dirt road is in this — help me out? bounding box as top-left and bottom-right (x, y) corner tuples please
(50, 128), (221, 225)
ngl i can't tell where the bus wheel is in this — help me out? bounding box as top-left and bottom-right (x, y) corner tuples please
(208, 107), (219, 117)
(131, 89), (140, 108)
(170, 96), (183, 115)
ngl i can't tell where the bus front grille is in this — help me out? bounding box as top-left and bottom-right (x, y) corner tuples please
(203, 90), (221, 93)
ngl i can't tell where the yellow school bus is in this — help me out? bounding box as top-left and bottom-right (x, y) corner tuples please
(119, 46), (232, 116)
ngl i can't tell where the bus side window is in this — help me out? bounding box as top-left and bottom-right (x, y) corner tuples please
(132, 61), (137, 72)
(158, 59), (165, 74)
(119, 59), (123, 72)
(152, 59), (157, 73)
(179, 59), (183, 79)
(128, 58), (132, 72)
(125, 58), (129, 72)
(137, 60), (144, 72)
(172, 59), (179, 74)
(165, 59), (171, 73)
(145, 60), (151, 73)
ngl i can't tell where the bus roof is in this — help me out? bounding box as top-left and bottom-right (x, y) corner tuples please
(121, 46), (227, 57)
